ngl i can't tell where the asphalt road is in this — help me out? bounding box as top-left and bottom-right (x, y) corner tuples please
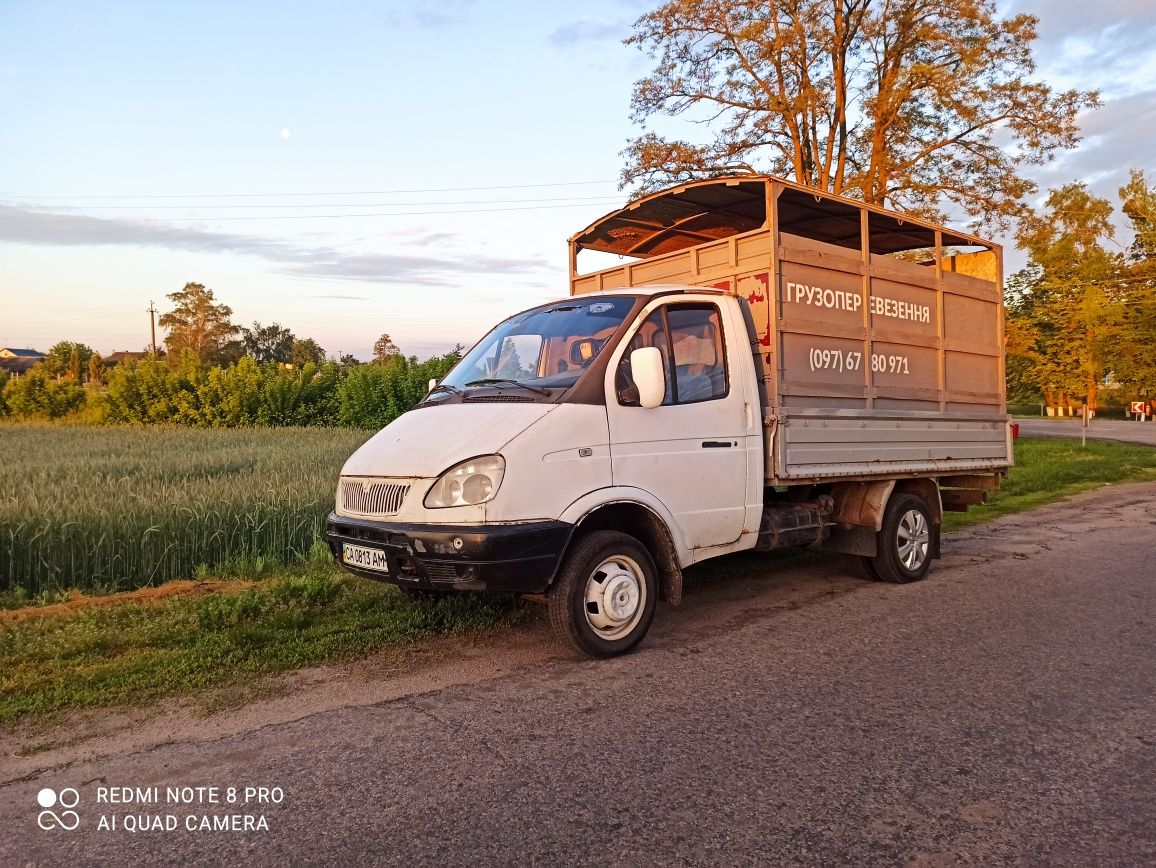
(1016, 417), (1156, 446)
(3, 483), (1155, 866)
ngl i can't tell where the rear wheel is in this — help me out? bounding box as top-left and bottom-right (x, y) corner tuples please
(868, 493), (933, 583)
(548, 531), (658, 658)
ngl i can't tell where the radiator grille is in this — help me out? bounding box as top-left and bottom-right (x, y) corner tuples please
(423, 563), (460, 582)
(340, 479), (411, 517)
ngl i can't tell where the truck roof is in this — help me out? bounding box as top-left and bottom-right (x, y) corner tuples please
(570, 174), (994, 259)
(577, 284), (727, 300)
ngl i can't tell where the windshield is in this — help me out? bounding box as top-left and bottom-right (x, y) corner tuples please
(436, 296), (635, 398)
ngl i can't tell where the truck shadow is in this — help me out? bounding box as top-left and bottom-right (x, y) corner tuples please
(639, 547), (875, 647)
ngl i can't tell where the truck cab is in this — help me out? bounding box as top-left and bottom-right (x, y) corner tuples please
(328, 175), (1012, 658)
(327, 286), (763, 656)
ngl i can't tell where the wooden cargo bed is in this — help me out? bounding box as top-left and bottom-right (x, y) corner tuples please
(569, 175), (1012, 484)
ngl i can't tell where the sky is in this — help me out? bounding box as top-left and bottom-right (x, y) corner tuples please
(1, 0), (1154, 361)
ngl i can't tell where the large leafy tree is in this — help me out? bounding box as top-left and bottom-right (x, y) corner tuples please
(623, 0), (1099, 226)
(1116, 171), (1156, 403)
(290, 337), (327, 367)
(159, 283), (240, 363)
(1008, 184), (1126, 412)
(241, 321), (296, 364)
(372, 333), (401, 364)
(47, 341), (95, 375)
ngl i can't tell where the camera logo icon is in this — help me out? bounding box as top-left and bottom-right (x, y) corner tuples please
(37, 788), (80, 831)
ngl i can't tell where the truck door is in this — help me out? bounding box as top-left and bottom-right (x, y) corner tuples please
(606, 300), (749, 550)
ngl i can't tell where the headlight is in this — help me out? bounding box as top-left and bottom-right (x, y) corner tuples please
(424, 455), (505, 508)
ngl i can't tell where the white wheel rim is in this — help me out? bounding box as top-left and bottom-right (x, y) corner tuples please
(583, 555), (646, 641)
(896, 509), (930, 571)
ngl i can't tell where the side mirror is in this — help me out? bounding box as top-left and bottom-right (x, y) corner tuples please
(630, 347), (665, 409)
(428, 378), (438, 393)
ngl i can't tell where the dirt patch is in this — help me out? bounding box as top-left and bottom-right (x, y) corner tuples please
(0, 579), (259, 626)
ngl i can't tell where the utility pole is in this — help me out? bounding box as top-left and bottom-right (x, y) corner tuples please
(147, 301), (158, 356)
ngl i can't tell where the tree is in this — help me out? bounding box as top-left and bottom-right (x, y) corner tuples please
(339, 353), (362, 366)
(1116, 170), (1156, 401)
(1009, 184), (1126, 413)
(623, 0), (1099, 226)
(1, 365), (85, 418)
(291, 338), (327, 367)
(215, 340), (245, 366)
(48, 341), (95, 377)
(88, 353), (106, 386)
(372, 334), (401, 363)
(159, 282), (240, 362)
(241, 321), (296, 363)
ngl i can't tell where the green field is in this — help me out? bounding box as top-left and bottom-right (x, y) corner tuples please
(5, 425), (1156, 601)
(1, 434), (1154, 724)
(1, 424), (372, 597)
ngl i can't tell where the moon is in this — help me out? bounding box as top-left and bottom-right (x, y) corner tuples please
(281, 129), (291, 140)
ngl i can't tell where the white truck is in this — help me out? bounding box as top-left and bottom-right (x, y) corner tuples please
(327, 176), (1012, 657)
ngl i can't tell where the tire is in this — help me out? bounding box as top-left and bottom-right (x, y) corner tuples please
(868, 493), (934, 583)
(548, 530), (658, 658)
(848, 554), (882, 581)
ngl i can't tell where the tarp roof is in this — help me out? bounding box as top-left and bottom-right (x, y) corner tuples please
(570, 175), (989, 258)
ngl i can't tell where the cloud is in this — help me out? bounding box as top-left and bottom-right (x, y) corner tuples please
(384, 0), (474, 31)
(1008, 1), (1156, 101)
(547, 17), (625, 48)
(0, 203), (548, 286)
(1010, 0), (1156, 42)
(997, 2), (1156, 225)
(1027, 89), (1156, 202)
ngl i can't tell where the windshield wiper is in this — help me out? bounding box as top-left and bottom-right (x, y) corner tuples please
(426, 384), (463, 397)
(464, 378), (550, 396)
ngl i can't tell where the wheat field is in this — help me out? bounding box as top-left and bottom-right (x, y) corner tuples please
(1, 424), (373, 596)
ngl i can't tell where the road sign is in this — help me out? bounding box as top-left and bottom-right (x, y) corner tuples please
(1132, 401), (1147, 414)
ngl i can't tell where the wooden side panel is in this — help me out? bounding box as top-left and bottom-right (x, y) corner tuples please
(942, 273), (1002, 411)
(569, 200), (1009, 481)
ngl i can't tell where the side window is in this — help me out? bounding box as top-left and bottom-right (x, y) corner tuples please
(615, 310), (673, 406)
(616, 303), (727, 406)
(667, 305), (727, 403)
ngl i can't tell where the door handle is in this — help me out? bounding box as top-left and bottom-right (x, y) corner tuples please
(701, 441), (735, 448)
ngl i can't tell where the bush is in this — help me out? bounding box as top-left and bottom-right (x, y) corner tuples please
(5, 348), (461, 430)
(1, 368), (86, 419)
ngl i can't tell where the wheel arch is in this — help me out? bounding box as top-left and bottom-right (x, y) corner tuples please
(825, 477), (942, 558)
(558, 494), (686, 605)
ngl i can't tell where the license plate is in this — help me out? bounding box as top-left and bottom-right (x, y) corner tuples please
(342, 543), (390, 573)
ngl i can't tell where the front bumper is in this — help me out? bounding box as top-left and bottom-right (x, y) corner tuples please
(325, 513), (571, 594)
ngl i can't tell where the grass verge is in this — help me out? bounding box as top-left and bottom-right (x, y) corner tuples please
(2, 437), (1153, 727)
(942, 437), (1156, 531)
(0, 566), (523, 726)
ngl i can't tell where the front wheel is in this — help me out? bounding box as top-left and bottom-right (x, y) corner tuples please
(867, 493), (934, 583)
(548, 530), (658, 658)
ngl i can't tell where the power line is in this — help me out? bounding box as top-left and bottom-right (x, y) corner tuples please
(1, 180), (617, 201)
(88, 201), (628, 221)
(31, 194), (624, 211)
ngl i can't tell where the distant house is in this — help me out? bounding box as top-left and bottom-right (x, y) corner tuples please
(104, 351), (151, 367)
(0, 348), (45, 378)
(0, 357), (39, 377)
(0, 347), (44, 360)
